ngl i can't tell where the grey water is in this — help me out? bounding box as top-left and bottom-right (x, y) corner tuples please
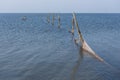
(0, 13), (120, 80)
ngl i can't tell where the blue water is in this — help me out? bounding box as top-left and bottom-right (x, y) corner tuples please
(0, 13), (120, 80)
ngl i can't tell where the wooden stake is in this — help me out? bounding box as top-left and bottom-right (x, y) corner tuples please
(47, 14), (50, 23)
(72, 13), (104, 62)
(52, 15), (54, 26)
(58, 15), (61, 28)
(72, 13), (84, 44)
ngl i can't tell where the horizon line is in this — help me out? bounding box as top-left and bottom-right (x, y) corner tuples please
(0, 12), (120, 14)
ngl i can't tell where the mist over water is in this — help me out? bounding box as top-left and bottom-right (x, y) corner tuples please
(0, 13), (120, 80)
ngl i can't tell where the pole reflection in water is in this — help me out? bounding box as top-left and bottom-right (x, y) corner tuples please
(70, 47), (84, 80)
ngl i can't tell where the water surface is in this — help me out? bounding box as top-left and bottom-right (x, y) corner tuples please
(0, 13), (120, 80)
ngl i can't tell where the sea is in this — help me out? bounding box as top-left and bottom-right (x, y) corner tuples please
(0, 13), (120, 80)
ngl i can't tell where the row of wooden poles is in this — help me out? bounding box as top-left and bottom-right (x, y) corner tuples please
(46, 13), (105, 62)
(47, 13), (117, 78)
(46, 13), (117, 79)
(47, 14), (61, 28)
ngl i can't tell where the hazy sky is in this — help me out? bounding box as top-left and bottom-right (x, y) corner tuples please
(0, 0), (120, 13)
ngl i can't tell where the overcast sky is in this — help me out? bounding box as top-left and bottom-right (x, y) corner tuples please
(0, 0), (120, 13)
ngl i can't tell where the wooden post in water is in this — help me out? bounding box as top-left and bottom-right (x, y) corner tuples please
(47, 14), (50, 23)
(58, 15), (61, 28)
(72, 13), (84, 44)
(68, 17), (75, 35)
(72, 13), (104, 62)
(51, 14), (55, 26)
(71, 17), (75, 35)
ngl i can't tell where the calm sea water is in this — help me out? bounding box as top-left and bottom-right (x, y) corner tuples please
(0, 13), (120, 80)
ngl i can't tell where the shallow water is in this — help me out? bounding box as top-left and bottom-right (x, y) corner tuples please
(0, 13), (120, 80)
